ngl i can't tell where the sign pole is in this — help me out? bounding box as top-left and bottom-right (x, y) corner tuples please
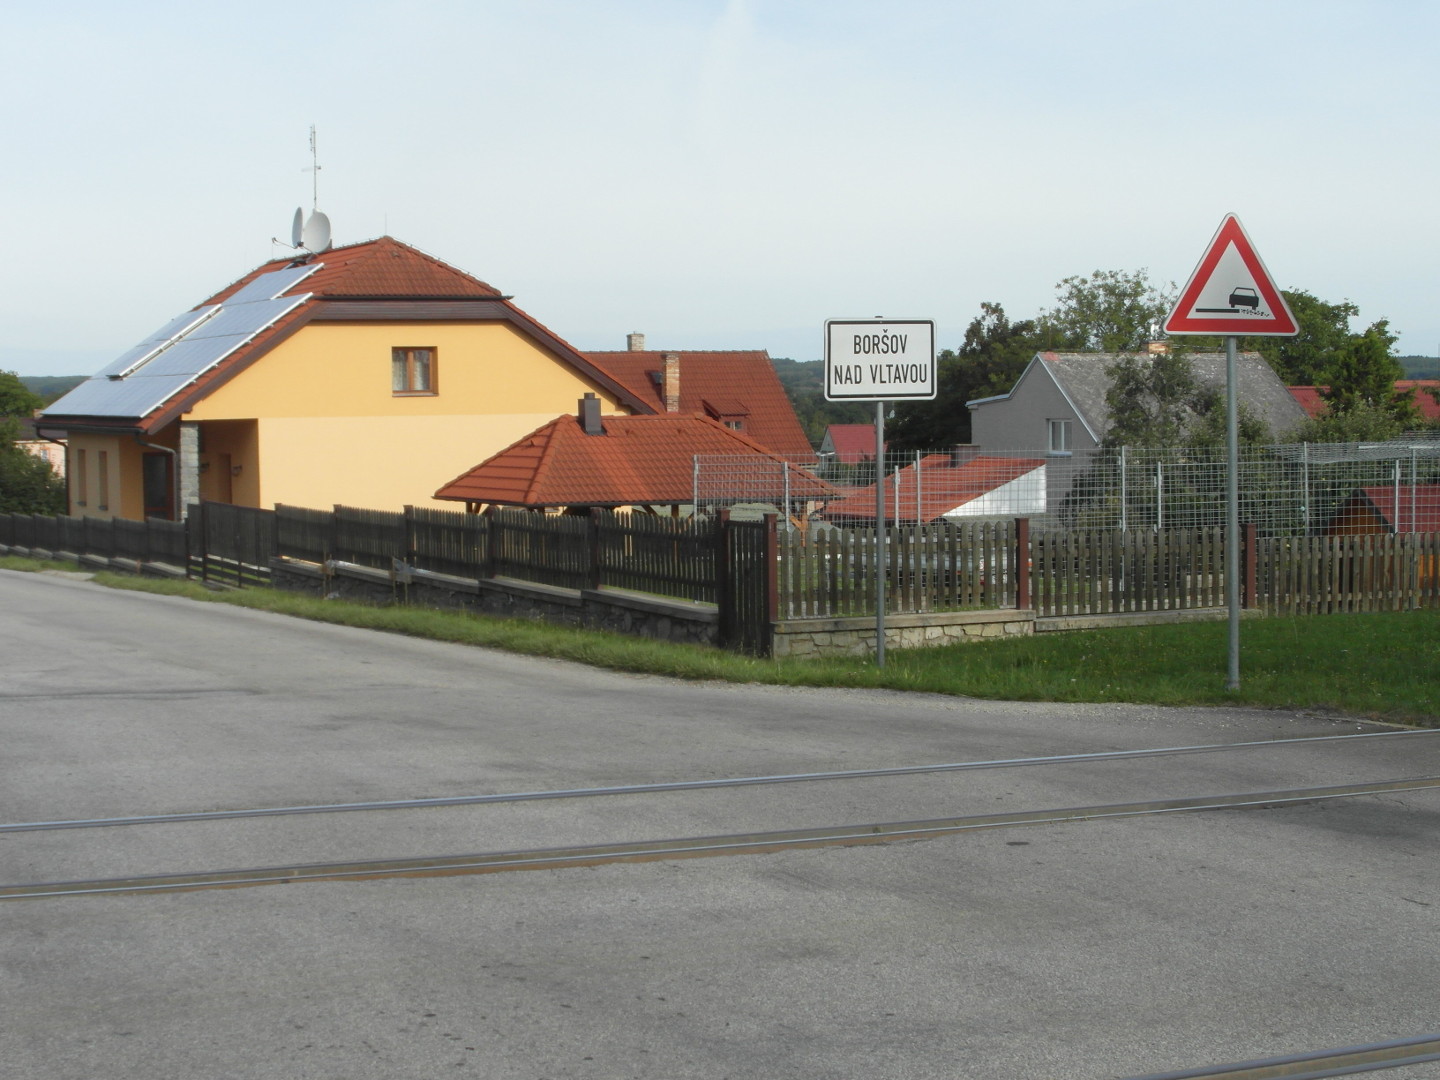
(875, 400), (886, 668)
(1225, 334), (1240, 690)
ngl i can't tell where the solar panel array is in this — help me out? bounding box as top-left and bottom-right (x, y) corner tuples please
(44, 264), (322, 420)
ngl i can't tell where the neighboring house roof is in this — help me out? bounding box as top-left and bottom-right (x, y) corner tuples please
(42, 237), (652, 434)
(820, 424), (880, 463)
(1289, 382), (1440, 421)
(434, 412), (836, 509)
(822, 454), (1047, 523)
(970, 351), (1307, 442)
(1329, 484), (1440, 533)
(585, 350), (814, 459)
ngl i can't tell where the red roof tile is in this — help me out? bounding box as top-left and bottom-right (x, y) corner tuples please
(587, 350), (814, 458)
(206, 236), (504, 303)
(822, 455), (1047, 523)
(821, 424), (881, 464)
(1351, 485), (1440, 533)
(435, 413), (835, 508)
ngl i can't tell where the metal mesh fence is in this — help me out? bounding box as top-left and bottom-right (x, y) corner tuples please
(695, 433), (1440, 535)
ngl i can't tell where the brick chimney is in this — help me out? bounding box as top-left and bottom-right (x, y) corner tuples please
(662, 352), (681, 413)
(626, 331), (646, 352)
(579, 392), (604, 435)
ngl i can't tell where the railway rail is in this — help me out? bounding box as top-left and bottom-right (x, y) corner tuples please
(3, 727), (1437, 900)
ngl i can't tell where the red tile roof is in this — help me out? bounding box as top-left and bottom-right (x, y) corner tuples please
(822, 455), (1046, 523)
(1288, 382), (1440, 421)
(206, 236), (505, 303)
(435, 413), (836, 508)
(1346, 485), (1440, 533)
(586, 350), (814, 459)
(821, 424), (880, 463)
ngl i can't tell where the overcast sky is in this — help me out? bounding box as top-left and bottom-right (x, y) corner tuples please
(3, 1), (1435, 377)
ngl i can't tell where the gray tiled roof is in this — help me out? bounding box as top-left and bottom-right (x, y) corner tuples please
(1035, 350), (1306, 439)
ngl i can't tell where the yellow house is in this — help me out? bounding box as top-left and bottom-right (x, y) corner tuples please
(39, 237), (652, 519)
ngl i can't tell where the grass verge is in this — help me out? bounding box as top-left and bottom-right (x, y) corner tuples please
(4, 555), (1435, 725)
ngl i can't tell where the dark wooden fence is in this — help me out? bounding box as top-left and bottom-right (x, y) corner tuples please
(1030, 526), (1227, 617)
(1257, 532), (1440, 614)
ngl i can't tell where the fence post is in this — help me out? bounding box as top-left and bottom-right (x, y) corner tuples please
(195, 501), (209, 583)
(716, 508), (732, 646)
(1014, 517), (1031, 610)
(764, 512), (779, 632)
(588, 508), (603, 592)
(1242, 522), (1258, 609)
(483, 504), (499, 578)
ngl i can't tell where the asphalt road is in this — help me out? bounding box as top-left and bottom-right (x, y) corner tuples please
(3, 568), (1438, 1080)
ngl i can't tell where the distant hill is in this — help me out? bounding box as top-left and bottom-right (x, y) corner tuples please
(19, 375), (86, 405)
(770, 357), (873, 450)
(1398, 355), (1440, 380)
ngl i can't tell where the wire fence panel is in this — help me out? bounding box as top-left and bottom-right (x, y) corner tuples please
(697, 435), (1440, 535)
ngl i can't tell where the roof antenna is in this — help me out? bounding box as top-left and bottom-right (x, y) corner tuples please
(274, 125), (332, 256)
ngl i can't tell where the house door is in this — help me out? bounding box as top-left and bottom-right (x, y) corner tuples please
(142, 452), (174, 520)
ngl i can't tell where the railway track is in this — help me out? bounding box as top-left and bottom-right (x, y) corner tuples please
(4, 729), (1437, 901)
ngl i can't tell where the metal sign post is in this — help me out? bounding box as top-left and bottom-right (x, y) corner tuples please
(1164, 215), (1297, 690)
(824, 319), (936, 668)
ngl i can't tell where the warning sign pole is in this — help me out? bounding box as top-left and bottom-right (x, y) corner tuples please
(1165, 214), (1297, 692)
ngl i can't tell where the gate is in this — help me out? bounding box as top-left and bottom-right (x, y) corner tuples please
(718, 514), (776, 656)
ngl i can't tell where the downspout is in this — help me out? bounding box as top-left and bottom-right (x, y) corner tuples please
(134, 435), (179, 521)
(35, 431), (69, 508)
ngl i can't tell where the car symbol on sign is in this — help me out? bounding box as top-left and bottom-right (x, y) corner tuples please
(1228, 287), (1260, 310)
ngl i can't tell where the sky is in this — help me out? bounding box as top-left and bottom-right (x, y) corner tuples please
(2, 0), (1437, 377)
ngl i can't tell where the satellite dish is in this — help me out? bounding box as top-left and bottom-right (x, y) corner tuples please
(290, 207), (304, 248)
(301, 210), (332, 253)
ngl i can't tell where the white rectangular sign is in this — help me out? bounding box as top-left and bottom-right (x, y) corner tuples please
(824, 319), (936, 401)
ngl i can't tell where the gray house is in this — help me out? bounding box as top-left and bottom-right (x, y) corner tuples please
(967, 349), (1306, 455)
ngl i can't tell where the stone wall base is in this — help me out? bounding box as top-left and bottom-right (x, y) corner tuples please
(773, 609), (1035, 658)
(271, 558), (720, 647)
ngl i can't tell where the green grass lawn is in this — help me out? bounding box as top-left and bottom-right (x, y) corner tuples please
(4, 555), (1435, 725)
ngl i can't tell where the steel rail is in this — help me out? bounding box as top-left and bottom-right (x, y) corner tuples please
(4, 728), (1434, 835)
(1121, 1032), (1440, 1079)
(4, 775), (1436, 900)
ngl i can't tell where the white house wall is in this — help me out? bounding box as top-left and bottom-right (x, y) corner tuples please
(943, 467), (1046, 517)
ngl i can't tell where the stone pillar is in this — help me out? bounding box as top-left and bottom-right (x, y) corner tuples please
(179, 421), (201, 519)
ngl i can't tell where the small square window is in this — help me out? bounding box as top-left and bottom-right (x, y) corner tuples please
(1048, 419), (1072, 455)
(392, 347), (436, 395)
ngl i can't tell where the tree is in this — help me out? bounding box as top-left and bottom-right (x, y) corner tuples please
(1249, 290), (1361, 385)
(887, 302), (1039, 451)
(1320, 319), (1414, 423)
(1037, 269), (1175, 353)
(1291, 400), (1407, 443)
(1102, 349), (1199, 447)
(0, 370), (43, 419)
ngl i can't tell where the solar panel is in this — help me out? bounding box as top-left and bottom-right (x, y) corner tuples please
(42, 373), (199, 419)
(93, 306), (219, 378)
(221, 263), (321, 305)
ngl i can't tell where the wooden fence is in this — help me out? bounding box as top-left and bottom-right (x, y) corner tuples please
(1030, 526), (1227, 617)
(1257, 532), (1440, 614)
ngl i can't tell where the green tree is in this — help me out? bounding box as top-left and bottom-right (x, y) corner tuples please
(1291, 400), (1407, 443)
(1102, 349), (1199, 447)
(1249, 290), (1360, 385)
(1037, 269), (1175, 352)
(0, 370), (44, 418)
(888, 302), (1039, 450)
(1320, 319), (1414, 422)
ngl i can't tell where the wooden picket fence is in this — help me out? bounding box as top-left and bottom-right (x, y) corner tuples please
(1257, 532), (1440, 614)
(1030, 526), (1227, 617)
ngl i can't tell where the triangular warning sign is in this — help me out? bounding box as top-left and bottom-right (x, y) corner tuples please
(1165, 214), (1298, 337)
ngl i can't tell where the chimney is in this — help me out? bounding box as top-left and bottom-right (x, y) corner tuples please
(662, 352), (681, 413)
(951, 444), (982, 467)
(626, 331), (646, 352)
(579, 392), (604, 435)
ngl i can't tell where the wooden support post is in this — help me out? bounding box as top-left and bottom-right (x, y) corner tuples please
(588, 507), (603, 592)
(1015, 517), (1031, 610)
(1242, 522), (1258, 609)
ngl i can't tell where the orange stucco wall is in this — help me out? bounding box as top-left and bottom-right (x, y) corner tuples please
(65, 432), (151, 519)
(183, 320), (624, 511)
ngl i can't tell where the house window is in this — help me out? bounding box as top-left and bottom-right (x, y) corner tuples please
(75, 449), (88, 507)
(392, 347), (436, 395)
(1048, 419), (1072, 455)
(723, 419), (744, 431)
(97, 450), (109, 511)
